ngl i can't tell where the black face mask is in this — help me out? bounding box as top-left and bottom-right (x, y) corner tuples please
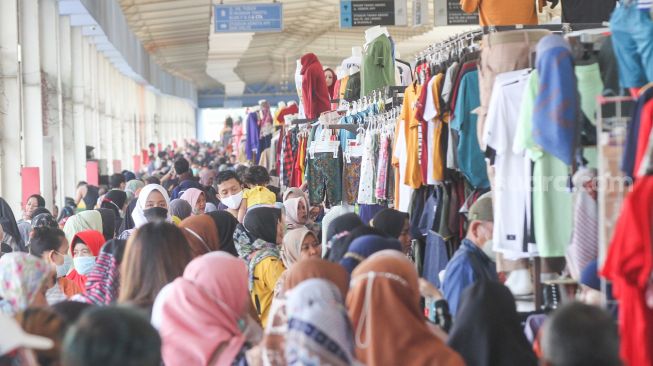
(143, 207), (168, 223)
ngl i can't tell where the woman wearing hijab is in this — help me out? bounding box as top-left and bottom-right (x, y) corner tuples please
(95, 208), (116, 242)
(233, 207), (286, 327)
(179, 214), (220, 258)
(447, 281), (537, 366)
(371, 208), (412, 253)
(0, 197), (25, 253)
(159, 252), (255, 366)
(62, 210), (103, 245)
(169, 199), (192, 222)
(100, 190), (127, 236)
(125, 179), (145, 203)
(283, 188), (312, 231)
(347, 250), (464, 366)
(247, 258), (350, 366)
(119, 222), (193, 316)
(180, 187), (207, 216)
(339, 235), (402, 274)
(285, 278), (357, 366)
(281, 228), (321, 269)
(119, 184), (171, 240)
(324, 213), (364, 261)
(72, 239), (126, 306)
(207, 211), (239, 257)
(66, 230), (105, 295)
(0, 252), (52, 316)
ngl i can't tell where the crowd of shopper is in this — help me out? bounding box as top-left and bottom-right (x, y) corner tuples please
(0, 139), (623, 365)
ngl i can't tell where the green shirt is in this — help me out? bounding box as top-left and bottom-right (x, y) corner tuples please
(361, 34), (395, 97)
(514, 71), (573, 258)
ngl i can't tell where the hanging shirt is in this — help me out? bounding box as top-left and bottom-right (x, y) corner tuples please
(460, 0), (538, 26)
(561, 0), (617, 23)
(602, 176), (653, 366)
(513, 71), (573, 258)
(399, 83), (425, 189)
(451, 71), (490, 189)
(483, 69), (537, 259)
(533, 35), (580, 166)
(362, 34), (396, 97)
(392, 116), (415, 213)
(300, 53), (331, 119)
(423, 74), (447, 183)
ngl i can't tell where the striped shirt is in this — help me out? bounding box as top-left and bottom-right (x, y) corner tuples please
(639, 0), (652, 10)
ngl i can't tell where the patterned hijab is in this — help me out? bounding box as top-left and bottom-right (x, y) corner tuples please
(0, 253), (51, 316)
(285, 279), (357, 366)
(72, 239), (126, 305)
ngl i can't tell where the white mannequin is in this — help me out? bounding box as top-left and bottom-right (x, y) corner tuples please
(364, 26), (389, 46)
(352, 46), (362, 58)
(342, 46), (363, 77)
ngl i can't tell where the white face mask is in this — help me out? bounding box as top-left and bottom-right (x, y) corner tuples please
(481, 239), (496, 262)
(221, 191), (244, 210)
(56, 254), (74, 278)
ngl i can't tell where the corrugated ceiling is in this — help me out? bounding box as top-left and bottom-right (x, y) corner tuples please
(118, 0), (560, 95)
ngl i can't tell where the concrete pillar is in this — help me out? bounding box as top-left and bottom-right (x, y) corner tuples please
(89, 43), (100, 161)
(97, 53), (107, 165)
(0, 0), (24, 213)
(105, 59), (114, 174)
(111, 68), (122, 174)
(71, 28), (86, 184)
(59, 16), (75, 199)
(20, 0), (45, 202)
(39, 0), (61, 210)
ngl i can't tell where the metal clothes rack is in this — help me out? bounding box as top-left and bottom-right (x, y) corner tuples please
(483, 22), (609, 34)
(596, 96), (634, 308)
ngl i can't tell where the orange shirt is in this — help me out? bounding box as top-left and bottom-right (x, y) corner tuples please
(460, 0), (538, 26)
(400, 83), (424, 189)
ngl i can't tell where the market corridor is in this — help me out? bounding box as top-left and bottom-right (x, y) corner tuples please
(0, 0), (650, 365)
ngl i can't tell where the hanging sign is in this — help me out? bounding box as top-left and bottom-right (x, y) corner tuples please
(214, 3), (283, 33)
(433, 0), (479, 25)
(340, 0), (408, 28)
(413, 0), (429, 26)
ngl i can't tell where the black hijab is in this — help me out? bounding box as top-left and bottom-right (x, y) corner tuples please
(103, 190), (127, 213)
(206, 211), (239, 257)
(243, 207), (281, 244)
(447, 281), (538, 366)
(119, 199), (138, 234)
(0, 197), (25, 251)
(96, 208), (116, 241)
(325, 213), (363, 243)
(371, 209), (408, 239)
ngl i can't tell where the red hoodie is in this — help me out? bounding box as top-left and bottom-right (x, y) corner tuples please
(300, 53), (331, 119)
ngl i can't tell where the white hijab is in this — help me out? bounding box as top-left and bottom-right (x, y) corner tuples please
(131, 184), (172, 228)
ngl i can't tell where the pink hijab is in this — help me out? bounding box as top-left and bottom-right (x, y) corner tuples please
(160, 252), (249, 366)
(180, 188), (204, 214)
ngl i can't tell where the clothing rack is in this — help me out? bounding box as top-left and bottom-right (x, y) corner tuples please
(291, 118), (317, 125)
(483, 22), (609, 34)
(414, 28), (484, 62)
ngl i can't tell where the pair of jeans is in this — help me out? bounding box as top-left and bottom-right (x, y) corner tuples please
(610, 1), (653, 88)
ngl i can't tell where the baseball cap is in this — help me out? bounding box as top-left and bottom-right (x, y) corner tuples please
(468, 192), (493, 223)
(0, 314), (53, 356)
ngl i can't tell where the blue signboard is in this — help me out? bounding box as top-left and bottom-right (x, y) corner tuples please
(340, 0), (407, 28)
(214, 3), (283, 33)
